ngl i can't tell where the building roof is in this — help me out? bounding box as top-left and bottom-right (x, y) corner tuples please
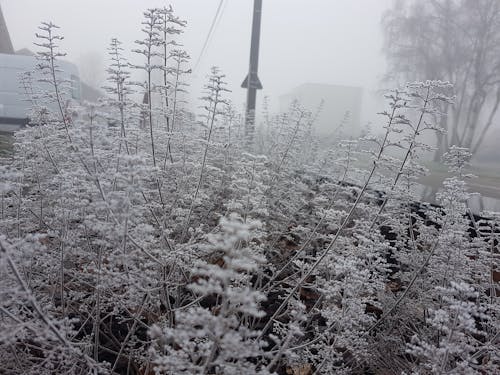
(0, 4), (14, 54)
(0, 6), (103, 103)
(16, 48), (35, 56)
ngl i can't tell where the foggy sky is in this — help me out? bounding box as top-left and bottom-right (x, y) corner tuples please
(2, 0), (392, 121)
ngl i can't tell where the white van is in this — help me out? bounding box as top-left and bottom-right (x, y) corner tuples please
(0, 52), (81, 129)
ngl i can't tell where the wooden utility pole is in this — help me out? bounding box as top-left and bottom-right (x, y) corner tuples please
(241, 0), (263, 143)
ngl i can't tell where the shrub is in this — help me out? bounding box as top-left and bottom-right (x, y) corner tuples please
(0, 7), (498, 375)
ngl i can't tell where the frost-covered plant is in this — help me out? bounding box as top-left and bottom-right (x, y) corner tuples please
(0, 236), (105, 374)
(0, 8), (498, 375)
(182, 67), (230, 240)
(402, 146), (498, 374)
(407, 281), (490, 374)
(149, 216), (271, 374)
(132, 9), (162, 161)
(103, 38), (134, 156)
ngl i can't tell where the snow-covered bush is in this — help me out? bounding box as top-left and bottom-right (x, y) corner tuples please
(0, 7), (498, 375)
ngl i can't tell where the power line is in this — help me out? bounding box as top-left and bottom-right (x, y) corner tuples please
(213, 0), (228, 36)
(193, 0), (225, 72)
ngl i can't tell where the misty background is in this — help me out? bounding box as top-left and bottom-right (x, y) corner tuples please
(1, 0), (499, 210)
(1, 0), (390, 123)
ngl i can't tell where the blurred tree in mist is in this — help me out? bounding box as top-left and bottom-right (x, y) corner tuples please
(382, 0), (500, 160)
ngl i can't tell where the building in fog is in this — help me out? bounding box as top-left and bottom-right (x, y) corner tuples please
(0, 5), (14, 54)
(0, 3), (101, 130)
(279, 83), (363, 137)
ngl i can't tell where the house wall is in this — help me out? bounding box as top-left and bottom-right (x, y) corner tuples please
(279, 83), (363, 137)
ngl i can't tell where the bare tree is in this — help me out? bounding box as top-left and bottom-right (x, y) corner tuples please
(382, 0), (500, 159)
